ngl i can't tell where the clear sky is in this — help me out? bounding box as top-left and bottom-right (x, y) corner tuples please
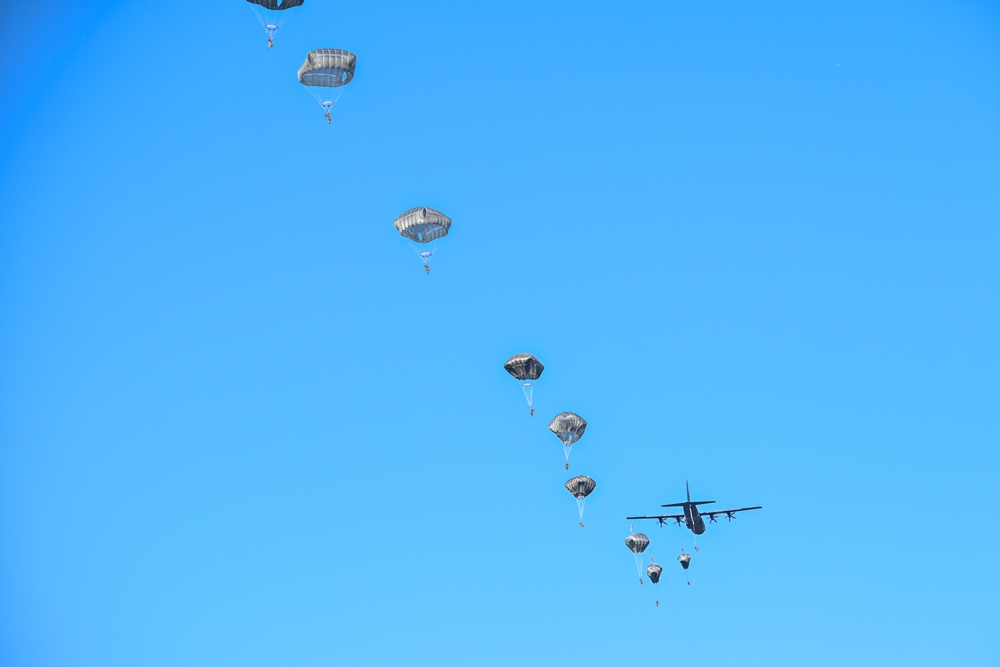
(2, 1), (999, 665)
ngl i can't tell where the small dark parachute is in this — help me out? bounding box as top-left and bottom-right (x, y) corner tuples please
(647, 562), (663, 606)
(678, 551), (692, 585)
(247, 0), (304, 48)
(298, 49), (356, 123)
(504, 354), (543, 415)
(393, 207), (451, 274)
(548, 412), (587, 469)
(565, 475), (595, 527)
(625, 532), (650, 585)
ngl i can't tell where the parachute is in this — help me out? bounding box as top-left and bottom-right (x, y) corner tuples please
(504, 354), (544, 415)
(548, 412), (587, 469)
(298, 49), (357, 123)
(678, 550), (692, 585)
(393, 207), (451, 274)
(625, 532), (650, 585)
(246, 0), (304, 49)
(625, 533), (649, 554)
(564, 475), (595, 527)
(647, 561), (663, 606)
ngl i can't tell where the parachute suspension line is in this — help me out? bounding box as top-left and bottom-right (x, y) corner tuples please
(563, 443), (572, 470)
(249, 4), (264, 29)
(397, 236), (436, 273)
(410, 238), (438, 273)
(307, 86), (346, 122)
(249, 3), (294, 38)
(649, 557), (660, 607)
(576, 496), (586, 527)
(521, 382), (534, 415)
(249, 5), (281, 48)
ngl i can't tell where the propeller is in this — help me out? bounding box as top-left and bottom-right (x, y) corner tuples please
(726, 511), (736, 522)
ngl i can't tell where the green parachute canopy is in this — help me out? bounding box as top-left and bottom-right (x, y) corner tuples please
(393, 207), (451, 274)
(565, 476), (596, 499)
(299, 49), (357, 89)
(247, 0), (304, 8)
(393, 207), (451, 243)
(626, 532), (651, 585)
(625, 533), (650, 554)
(548, 412), (587, 468)
(565, 475), (596, 527)
(504, 354), (544, 382)
(298, 49), (357, 119)
(504, 354), (543, 415)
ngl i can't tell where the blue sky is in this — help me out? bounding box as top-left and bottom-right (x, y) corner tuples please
(2, 1), (999, 665)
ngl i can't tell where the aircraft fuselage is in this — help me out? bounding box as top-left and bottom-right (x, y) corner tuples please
(685, 504), (707, 535)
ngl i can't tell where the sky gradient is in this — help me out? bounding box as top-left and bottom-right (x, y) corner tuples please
(2, 1), (999, 665)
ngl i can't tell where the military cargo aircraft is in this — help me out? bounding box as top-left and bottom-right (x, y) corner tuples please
(626, 481), (761, 535)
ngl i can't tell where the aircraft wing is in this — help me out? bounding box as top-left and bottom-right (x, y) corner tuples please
(625, 513), (686, 526)
(699, 506), (762, 522)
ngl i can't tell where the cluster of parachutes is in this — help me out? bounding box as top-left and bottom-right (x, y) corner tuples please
(503, 353), (694, 602)
(248, 1), (695, 605)
(246, 1), (356, 125)
(503, 354), (596, 527)
(626, 533), (694, 606)
(246, 3), (455, 274)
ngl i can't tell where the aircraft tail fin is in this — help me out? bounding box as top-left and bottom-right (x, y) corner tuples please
(685, 481), (713, 505)
(661, 481), (715, 507)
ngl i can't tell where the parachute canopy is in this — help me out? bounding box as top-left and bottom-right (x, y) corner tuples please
(549, 412), (587, 468)
(646, 563), (662, 584)
(548, 412), (587, 445)
(393, 207), (451, 244)
(247, 0), (304, 9)
(625, 533), (650, 554)
(564, 476), (596, 499)
(298, 49), (357, 88)
(504, 354), (544, 382)
(505, 353), (543, 415)
(678, 553), (691, 569)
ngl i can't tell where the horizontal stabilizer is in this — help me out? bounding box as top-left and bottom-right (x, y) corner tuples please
(661, 500), (715, 507)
